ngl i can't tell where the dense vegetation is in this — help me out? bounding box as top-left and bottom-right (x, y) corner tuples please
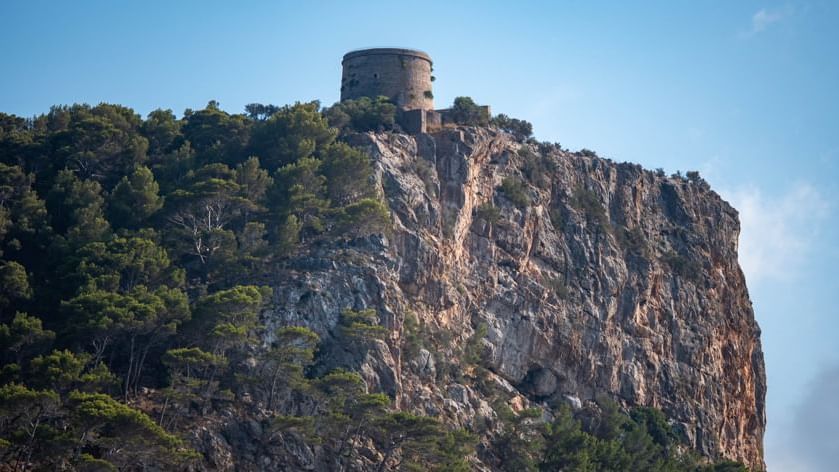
(0, 99), (745, 470)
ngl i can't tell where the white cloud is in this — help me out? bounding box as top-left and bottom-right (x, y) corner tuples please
(743, 7), (792, 37)
(720, 182), (829, 285)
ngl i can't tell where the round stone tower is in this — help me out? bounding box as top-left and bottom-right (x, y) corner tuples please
(340, 48), (433, 110)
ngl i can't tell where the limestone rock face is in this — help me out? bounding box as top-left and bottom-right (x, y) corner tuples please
(263, 127), (766, 469)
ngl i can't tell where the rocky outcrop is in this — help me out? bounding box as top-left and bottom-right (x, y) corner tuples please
(262, 127), (766, 469)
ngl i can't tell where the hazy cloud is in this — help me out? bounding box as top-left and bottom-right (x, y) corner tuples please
(720, 182), (829, 285)
(743, 7), (792, 37)
(767, 362), (839, 471)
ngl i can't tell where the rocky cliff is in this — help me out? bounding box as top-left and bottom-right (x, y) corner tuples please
(262, 127), (766, 469)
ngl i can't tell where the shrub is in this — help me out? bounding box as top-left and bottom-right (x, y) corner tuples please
(338, 308), (386, 341)
(499, 177), (530, 208)
(547, 276), (570, 300)
(475, 203), (502, 225)
(449, 97), (490, 126)
(614, 225), (649, 257)
(410, 158), (437, 197)
(571, 187), (609, 232)
(578, 149), (598, 158)
(538, 141), (562, 155)
(463, 323), (488, 366)
(332, 198), (391, 238)
(402, 312), (423, 360)
(519, 147), (553, 188)
(686, 170), (711, 190)
(324, 96), (397, 133)
(491, 113), (533, 141)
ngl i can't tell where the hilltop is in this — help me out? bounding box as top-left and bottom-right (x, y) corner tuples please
(0, 98), (764, 470)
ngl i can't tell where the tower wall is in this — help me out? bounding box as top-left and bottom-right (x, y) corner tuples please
(341, 48), (433, 110)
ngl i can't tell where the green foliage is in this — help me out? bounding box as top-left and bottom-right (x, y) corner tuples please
(546, 275), (570, 300)
(0, 163), (51, 258)
(320, 142), (375, 205)
(0, 261), (31, 311)
(29, 349), (117, 394)
(259, 326), (320, 410)
(181, 101), (250, 167)
(541, 405), (598, 471)
(270, 156), (330, 240)
(160, 347), (227, 425)
(630, 406), (679, 449)
(408, 157), (438, 196)
(162, 163), (255, 275)
(69, 391), (193, 468)
(338, 308), (386, 342)
(46, 170), (111, 246)
(234, 156), (273, 210)
(449, 96), (490, 126)
(463, 322), (488, 366)
(370, 411), (449, 470)
(431, 429), (478, 472)
(571, 186), (610, 233)
(492, 113), (534, 141)
(0, 99), (742, 471)
(701, 461), (750, 472)
(519, 147), (553, 188)
(46, 104), (149, 188)
(76, 453), (119, 472)
(325, 96), (397, 133)
(499, 176), (530, 208)
(494, 405), (545, 472)
(685, 171), (711, 191)
(107, 165), (163, 229)
(614, 225), (649, 258)
(331, 198), (391, 238)
(536, 399), (749, 472)
(244, 103), (281, 121)
(249, 101), (337, 172)
(578, 148), (598, 158)
(192, 285), (271, 357)
(475, 203), (502, 225)
(275, 214), (303, 255)
(151, 141), (196, 193)
(141, 109), (182, 159)
(0, 312), (55, 366)
(401, 312), (422, 360)
(62, 285), (190, 396)
(309, 370), (391, 468)
(72, 234), (182, 293)
(0, 382), (61, 465)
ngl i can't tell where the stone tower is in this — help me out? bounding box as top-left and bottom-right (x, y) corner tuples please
(340, 48), (434, 110)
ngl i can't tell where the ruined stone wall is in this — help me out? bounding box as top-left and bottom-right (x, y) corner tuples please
(341, 48), (434, 110)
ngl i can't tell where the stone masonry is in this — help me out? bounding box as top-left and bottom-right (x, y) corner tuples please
(340, 48), (489, 134)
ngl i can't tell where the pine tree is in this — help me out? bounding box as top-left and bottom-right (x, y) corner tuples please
(108, 166), (163, 229)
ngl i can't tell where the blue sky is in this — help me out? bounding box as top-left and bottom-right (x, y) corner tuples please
(1, 1), (837, 469)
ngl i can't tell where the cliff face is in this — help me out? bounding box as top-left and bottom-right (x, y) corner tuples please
(263, 127), (766, 469)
